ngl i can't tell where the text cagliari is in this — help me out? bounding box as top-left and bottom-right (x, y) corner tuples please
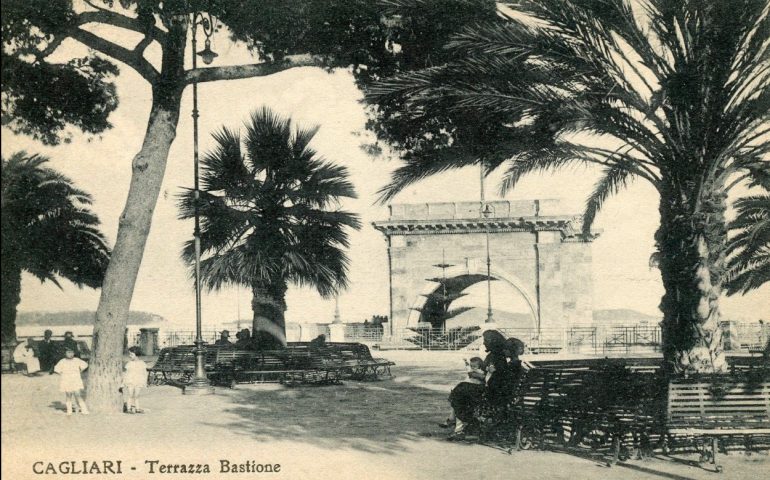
(32, 460), (282, 475)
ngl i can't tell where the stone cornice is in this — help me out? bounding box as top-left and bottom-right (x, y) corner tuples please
(373, 201), (600, 242)
(372, 216), (597, 240)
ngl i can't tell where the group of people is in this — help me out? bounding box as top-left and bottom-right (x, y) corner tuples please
(214, 328), (284, 350)
(12, 330), (149, 416)
(214, 328), (254, 347)
(12, 330), (81, 375)
(443, 330), (528, 439)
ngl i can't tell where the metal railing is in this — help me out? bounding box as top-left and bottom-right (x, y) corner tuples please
(352, 322), (768, 354)
(731, 322), (769, 351)
(343, 325), (384, 343)
(160, 330), (221, 348)
(152, 321), (769, 353)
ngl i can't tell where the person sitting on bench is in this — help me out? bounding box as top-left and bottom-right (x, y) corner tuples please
(13, 338), (41, 375)
(215, 330), (233, 346)
(236, 328), (252, 347)
(309, 334), (326, 348)
(504, 337), (529, 387)
(38, 329), (56, 373)
(483, 330), (513, 408)
(444, 357), (487, 438)
(61, 331), (80, 358)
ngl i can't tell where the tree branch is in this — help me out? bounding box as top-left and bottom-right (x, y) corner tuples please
(69, 28), (159, 82)
(184, 54), (328, 85)
(77, 11), (167, 45)
(37, 35), (67, 60)
(134, 33), (154, 56)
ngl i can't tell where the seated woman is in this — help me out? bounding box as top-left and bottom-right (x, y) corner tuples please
(444, 357), (487, 438)
(467, 331), (518, 437)
(309, 334), (327, 348)
(482, 330), (512, 408)
(504, 337), (528, 387)
(13, 338), (41, 375)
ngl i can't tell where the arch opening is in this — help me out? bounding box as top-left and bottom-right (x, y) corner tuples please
(407, 265), (539, 330)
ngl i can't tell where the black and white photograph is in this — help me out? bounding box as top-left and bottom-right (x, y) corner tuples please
(1, 1), (769, 479)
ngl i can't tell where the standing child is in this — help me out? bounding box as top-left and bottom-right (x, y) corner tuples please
(53, 348), (90, 415)
(122, 347), (148, 414)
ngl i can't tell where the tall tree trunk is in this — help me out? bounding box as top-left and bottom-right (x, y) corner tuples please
(87, 90), (182, 412)
(1, 261), (21, 345)
(657, 184), (728, 374)
(252, 280), (288, 349)
(86, 17), (188, 413)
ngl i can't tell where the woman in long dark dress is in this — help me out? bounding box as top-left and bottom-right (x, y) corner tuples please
(482, 330), (512, 407)
(504, 337), (527, 388)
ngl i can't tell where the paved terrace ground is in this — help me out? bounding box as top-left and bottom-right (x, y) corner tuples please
(2, 350), (767, 480)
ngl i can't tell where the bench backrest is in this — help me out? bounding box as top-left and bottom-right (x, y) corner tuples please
(667, 380), (770, 425)
(152, 341), (379, 372)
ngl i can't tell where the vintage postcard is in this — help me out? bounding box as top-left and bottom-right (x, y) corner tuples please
(2, 1), (768, 479)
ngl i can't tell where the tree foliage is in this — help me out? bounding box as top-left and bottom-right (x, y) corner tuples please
(1, 0), (497, 145)
(366, 0), (770, 372)
(725, 194), (770, 295)
(177, 107), (361, 345)
(178, 106), (361, 296)
(368, 0), (769, 208)
(1, 152), (111, 342)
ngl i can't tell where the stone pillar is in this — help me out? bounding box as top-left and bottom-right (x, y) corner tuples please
(720, 321), (739, 351)
(536, 234), (565, 331)
(328, 323), (346, 343)
(138, 328), (159, 356)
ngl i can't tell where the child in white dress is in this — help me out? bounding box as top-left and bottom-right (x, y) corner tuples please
(53, 348), (89, 415)
(122, 347), (148, 414)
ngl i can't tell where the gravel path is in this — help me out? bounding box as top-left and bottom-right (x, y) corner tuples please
(2, 350), (767, 479)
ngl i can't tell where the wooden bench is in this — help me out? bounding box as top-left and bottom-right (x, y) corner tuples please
(505, 361), (664, 464)
(292, 342), (394, 380)
(148, 342), (388, 386)
(226, 350), (343, 386)
(470, 357), (768, 465)
(332, 343), (394, 380)
(665, 377), (770, 472)
(1, 344), (16, 373)
(147, 346), (220, 385)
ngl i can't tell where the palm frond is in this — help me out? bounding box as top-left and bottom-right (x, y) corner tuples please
(1, 151), (111, 290)
(582, 163), (635, 235)
(181, 108), (360, 298)
(725, 193), (770, 294)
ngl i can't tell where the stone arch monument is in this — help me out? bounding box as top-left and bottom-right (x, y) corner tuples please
(373, 200), (597, 335)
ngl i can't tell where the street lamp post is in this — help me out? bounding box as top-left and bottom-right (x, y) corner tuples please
(481, 203), (495, 324)
(184, 11), (217, 396)
(479, 163), (494, 324)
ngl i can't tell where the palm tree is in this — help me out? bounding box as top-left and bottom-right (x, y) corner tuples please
(725, 194), (770, 295)
(367, 0), (769, 373)
(178, 107), (361, 348)
(1, 152), (111, 344)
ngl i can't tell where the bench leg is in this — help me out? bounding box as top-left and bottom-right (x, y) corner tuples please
(711, 437), (723, 473)
(607, 435), (621, 467)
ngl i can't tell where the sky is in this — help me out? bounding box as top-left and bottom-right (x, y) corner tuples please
(3, 22), (768, 329)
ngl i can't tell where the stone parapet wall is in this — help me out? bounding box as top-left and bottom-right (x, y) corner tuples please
(388, 199), (568, 221)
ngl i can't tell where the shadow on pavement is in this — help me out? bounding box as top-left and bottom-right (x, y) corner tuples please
(200, 363), (454, 454)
